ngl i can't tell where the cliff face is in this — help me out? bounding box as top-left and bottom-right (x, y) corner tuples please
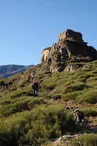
(41, 29), (97, 72)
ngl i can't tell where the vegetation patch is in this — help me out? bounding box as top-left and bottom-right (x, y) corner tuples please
(80, 107), (97, 117)
(1, 61), (97, 145)
(77, 89), (97, 104)
(71, 134), (97, 146)
(0, 106), (75, 146)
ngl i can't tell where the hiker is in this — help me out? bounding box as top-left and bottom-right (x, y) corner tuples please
(32, 80), (39, 96)
(27, 72), (34, 81)
(30, 72), (34, 80)
(28, 73), (31, 81)
(73, 109), (84, 124)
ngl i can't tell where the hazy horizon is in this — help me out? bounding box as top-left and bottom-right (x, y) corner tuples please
(0, 64), (34, 66)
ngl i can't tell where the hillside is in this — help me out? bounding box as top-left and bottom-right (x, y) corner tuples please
(0, 65), (34, 78)
(1, 60), (97, 146)
(0, 29), (97, 146)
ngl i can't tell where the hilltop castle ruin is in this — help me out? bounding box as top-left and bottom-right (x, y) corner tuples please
(40, 29), (97, 72)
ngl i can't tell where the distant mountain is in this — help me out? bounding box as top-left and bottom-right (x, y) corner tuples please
(0, 65), (34, 78)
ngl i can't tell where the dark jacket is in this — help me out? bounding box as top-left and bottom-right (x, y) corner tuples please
(32, 82), (39, 89)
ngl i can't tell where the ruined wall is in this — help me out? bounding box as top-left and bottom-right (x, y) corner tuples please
(41, 48), (50, 63)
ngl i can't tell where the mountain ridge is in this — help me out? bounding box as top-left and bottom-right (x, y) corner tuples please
(0, 64), (34, 78)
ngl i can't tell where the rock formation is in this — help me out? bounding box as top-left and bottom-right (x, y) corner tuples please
(58, 29), (83, 42)
(40, 29), (97, 73)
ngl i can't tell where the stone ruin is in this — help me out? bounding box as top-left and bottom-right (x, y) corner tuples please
(40, 29), (97, 73)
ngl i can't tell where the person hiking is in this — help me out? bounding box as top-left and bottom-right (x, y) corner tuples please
(28, 73), (31, 81)
(73, 109), (84, 124)
(30, 72), (34, 80)
(32, 80), (39, 96)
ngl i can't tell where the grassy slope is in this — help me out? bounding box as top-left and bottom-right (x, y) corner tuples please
(1, 61), (97, 145)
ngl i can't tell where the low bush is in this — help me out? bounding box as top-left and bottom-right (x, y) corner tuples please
(42, 83), (56, 91)
(71, 134), (97, 146)
(0, 97), (33, 117)
(80, 107), (97, 117)
(27, 98), (46, 110)
(64, 83), (88, 93)
(61, 91), (81, 101)
(77, 89), (97, 104)
(0, 106), (75, 146)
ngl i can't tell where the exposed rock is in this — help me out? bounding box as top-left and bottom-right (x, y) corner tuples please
(40, 29), (97, 73)
(58, 29), (83, 42)
(52, 135), (81, 146)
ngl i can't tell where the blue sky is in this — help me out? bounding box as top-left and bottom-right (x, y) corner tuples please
(0, 0), (97, 65)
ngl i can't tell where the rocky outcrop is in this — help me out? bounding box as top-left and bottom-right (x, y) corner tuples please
(58, 29), (83, 42)
(40, 29), (97, 73)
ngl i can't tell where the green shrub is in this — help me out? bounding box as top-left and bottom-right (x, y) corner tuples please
(0, 117), (26, 146)
(48, 94), (61, 100)
(0, 97), (33, 117)
(64, 83), (88, 93)
(61, 91), (81, 101)
(0, 106), (74, 146)
(80, 107), (97, 117)
(42, 83), (56, 91)
(77, 89), (97, 104)
(71, 134), (97, 146)
(27, 98), (46, 110)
